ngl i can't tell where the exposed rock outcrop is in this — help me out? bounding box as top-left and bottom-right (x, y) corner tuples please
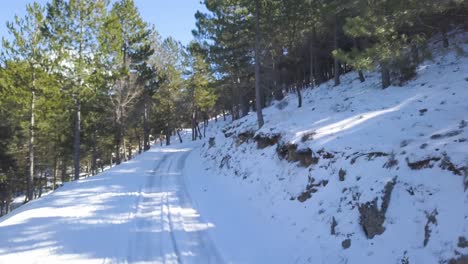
(254, 133), (281, 149)
(277, 143), (319, 167)
(358, 177), (397, 239)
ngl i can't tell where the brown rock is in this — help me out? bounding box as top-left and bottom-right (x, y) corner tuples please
(342, 239), (351, 249)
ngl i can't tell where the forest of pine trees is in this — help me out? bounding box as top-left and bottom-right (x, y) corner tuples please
(0, 0), (467, 214)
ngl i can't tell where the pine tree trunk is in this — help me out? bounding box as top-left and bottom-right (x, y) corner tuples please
(27, 74), (35, 202)
(121, 115), (127, 162)
(240, 96), (249, 117)
(91, 130), (97, 176)
(312, 27), (323, 85)
(74, 99), (81, 181)
(115, 126), (121, 165)
(442, 30), (449, 48)
(296, 85), (302, 108)
(143, 99), (150, 151)
(75, 2), (85, 181)
(5, 199), (9, 214)
(165, 126), (171, 146)
(197, 125), (202, 139)
(254, 0), (264, 128)
(38, 173), (43, 198)
(353, 38), (365, 82)
(273, 59), (284, 100)
(333, 14), (341, 87)
(116, 113), (126, 164)
(309, 38), (315, 87)
(115, 145), (120, 165)
(136, 127), (142, 154)
(192, 110), (197, 141)
(61, 159), (67, 185)
(358, 70), (365, 82)
(235, 76), (247, 118)
(53, 153), (58, 190)
(138, 136), (142, 154)
(122, 137), (127, 161)
(177, 129), (183, 143)
(230, 82), (238, 121)
(381, 64), (391, 89)
(127, 141), (132, 160)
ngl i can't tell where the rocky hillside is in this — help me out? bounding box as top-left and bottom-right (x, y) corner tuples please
(189, 33), (468, 264)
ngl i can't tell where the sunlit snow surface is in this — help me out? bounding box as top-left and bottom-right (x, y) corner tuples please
(0, 147), (222, 264)
(1, 33), (467, 264)
(188, 33), (468, 264)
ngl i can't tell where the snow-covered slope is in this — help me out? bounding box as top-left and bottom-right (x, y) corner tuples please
(187, 33), (468, 263)
(0, 34), (466, 264)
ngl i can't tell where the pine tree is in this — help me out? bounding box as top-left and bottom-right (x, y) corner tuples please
(151, 37), (185, 146)
(44, 0), (107, 179)
(336, 0), (459, 88)
(187, 42), (217, 140)
(103, 0), (152, 163)
(2, 3), (47, 201)
(194, 0), (254, 119)
(0, 61), (29, 210)
(254, 0), (264, 127)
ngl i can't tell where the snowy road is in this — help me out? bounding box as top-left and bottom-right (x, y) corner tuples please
(127, 148), (223, 264)
(0, 146), (223, 264)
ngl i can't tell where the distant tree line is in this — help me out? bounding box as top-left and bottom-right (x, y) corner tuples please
(0, 0), (217, 214)
(193, 0), (468, 120)
(0, 0), (467, 214)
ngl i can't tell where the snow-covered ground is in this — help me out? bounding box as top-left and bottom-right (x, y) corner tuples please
(0, 142), (226, 264)
(0, 34), (467, 264)
(189, 33), (468, 263)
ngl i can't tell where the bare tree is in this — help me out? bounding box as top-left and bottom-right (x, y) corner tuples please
(110, 74), (142, 164)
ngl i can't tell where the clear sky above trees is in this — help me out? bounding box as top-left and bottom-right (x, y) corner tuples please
(0, 0), (206, 46)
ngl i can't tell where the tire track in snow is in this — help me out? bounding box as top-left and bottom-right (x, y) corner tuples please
(163, 189), (183, 264)
(126, 154), (169, 263)
(160, 158), (183, 264)
(127, 149), (223, 264)
(164, 151), (224, 264)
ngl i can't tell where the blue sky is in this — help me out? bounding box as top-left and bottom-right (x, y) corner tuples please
(0, 0), (207, 46)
